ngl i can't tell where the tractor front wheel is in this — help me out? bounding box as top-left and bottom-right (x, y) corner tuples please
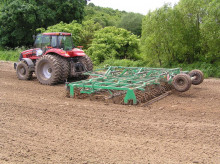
(172, 74), (192, 92)
(36, 55), (62, 85)
(16, 61), (33, 80)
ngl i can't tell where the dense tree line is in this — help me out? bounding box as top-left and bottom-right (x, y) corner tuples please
(84, 3), (143, 35)
(117, 12), (144, 36)
(141, 0), (220, 67)
(0, 0), (219, 74)
(0, 0), (88, 47)
(0, 1), (143, 47)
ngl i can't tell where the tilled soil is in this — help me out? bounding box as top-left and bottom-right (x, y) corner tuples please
(0, 61), (220, 164)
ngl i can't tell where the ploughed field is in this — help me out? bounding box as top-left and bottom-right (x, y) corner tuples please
(0, 61), (220, 163)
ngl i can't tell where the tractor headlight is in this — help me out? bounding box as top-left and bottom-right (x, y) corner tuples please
(36, 49), (43, 56)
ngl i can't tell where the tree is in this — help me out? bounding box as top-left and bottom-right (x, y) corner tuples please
(80, 20), (102, 49)
(87, 26), (140, 65)
(141, 5), (187, 66)
(176, 0), (211, 63)
(141, 0), (219, 67)
(200, 0), (220, 63)
(117, 12), (144, 36)
(84, 3), (124, 27)
(0, 0), (88, 47)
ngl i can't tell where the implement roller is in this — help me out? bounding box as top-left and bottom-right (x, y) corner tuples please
(65, 66), (204, 105)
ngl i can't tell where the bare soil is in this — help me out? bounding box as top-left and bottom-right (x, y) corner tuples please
(0, 61), (220, 164)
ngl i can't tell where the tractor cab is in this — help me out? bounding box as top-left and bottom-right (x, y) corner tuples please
(34, 32), (74, 51)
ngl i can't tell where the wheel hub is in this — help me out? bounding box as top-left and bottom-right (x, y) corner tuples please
(42, 63), (52, 79)
(177, 79), (185, 86)
(20, 67), (26, 75)
(48, 68), (52, 73)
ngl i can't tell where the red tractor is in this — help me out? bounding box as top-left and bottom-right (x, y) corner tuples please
(14, 32), (93, 85)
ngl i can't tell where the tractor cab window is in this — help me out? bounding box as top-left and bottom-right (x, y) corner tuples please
(34, 34), (42, 48)
(34, 34), (51, 49)
(51, 36), (58, 48)
(58, 36), (74, 51)
(34, 34), (74, 50)
(41, 35), (50, 48)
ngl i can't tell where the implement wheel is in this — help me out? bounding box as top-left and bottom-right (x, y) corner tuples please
(189, 69), (204, 85)
(16, 61), (32, 80)
(172, 74), (192, 92)
(36, 55), (62, 85)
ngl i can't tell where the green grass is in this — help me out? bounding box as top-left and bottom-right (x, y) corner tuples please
(0, 47), (23, 62)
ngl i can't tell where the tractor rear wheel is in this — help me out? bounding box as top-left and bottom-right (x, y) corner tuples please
(36, 55), (62, 85)
(189, 69), (204, 85)
(172, 74), (192, 92)
(16, 61), (33, 80)
(58, 56), (70, 82)
(78, 55), (93, 80)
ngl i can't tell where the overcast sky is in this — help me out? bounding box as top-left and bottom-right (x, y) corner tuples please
(88, 0), (180, 15)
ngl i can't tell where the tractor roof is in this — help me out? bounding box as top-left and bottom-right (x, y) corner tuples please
(43, 32), (71, 36)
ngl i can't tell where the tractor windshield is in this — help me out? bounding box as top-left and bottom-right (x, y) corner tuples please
(34, 34), (74, 51)
(34, 34), (50, 49)
(58, 35), (74, 51)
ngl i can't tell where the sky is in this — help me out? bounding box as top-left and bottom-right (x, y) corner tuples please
(88, 0), (180, 15)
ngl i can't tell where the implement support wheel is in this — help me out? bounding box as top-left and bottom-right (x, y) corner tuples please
(189, 69), (204, 85)
(172, 74), (192, 92)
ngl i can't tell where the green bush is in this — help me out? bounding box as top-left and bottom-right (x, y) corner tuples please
(87, 26), (140, 65)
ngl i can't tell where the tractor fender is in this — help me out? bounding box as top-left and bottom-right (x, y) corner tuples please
(21, 58), (35, 71)
(45, 48), (69, 57)
(45, 48), (86, 57)
(70, 48), (86, 57)
(21, 58), (34, 67)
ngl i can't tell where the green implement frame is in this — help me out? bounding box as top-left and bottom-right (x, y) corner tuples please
(66, 66), (182, 105)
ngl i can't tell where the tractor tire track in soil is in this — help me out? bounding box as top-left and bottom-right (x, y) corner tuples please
(0, 61), (220, 163)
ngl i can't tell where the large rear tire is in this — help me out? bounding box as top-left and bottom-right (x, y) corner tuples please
(36, 55), (62, 85)
(78, 55), (93, 80)
(189, 69), (204, 85)
(172, 74), (192, 92)
(58, 56), (70, 82)
(16, 61), (33, 80)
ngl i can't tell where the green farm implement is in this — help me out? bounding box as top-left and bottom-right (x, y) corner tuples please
(65, 66), (204, 105)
